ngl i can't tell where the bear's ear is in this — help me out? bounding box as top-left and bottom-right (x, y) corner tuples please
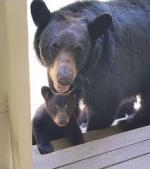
(41, 86), (53, 101)
(88, 14), (112, 41)
(30, 0), (51, 28)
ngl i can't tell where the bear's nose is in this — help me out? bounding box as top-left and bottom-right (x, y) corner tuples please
(57, 67), (73, 86)
(60, 114), (68, 122)
(58, 77), (72, 86)
(54, 113), (69, 127)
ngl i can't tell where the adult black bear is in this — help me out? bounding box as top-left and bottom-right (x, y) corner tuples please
(31, 0), (150, 130)
(32, 86), (84, 154)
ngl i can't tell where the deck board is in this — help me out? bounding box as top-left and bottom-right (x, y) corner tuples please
(33, 125), (150, 169)
(107, 153), (150, 169)
(58, 139), (150, 169)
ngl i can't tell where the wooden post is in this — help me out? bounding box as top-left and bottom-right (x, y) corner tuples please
(5, 0), (32, 169)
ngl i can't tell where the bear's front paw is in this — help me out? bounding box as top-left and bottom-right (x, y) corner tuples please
(72, 136), (85, 145)
(37, 144), (54, 154)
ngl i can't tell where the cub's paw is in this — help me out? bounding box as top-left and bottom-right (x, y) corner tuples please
(37, 143), (54, 154)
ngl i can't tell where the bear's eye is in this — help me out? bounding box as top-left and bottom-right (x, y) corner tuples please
(75, 45), (84, 55)
(51, 42), (60, 54)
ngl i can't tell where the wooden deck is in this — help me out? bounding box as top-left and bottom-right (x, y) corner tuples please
(33, 125), (150, 169)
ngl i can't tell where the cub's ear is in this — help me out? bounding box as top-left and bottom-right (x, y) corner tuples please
(41, 86), (53, 101)
(88, 14), (112, 41)
(30, 0), (51, 28)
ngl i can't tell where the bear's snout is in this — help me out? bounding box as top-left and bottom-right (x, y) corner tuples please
(49, 53), (77, 93)
(57, 66), (74, 86)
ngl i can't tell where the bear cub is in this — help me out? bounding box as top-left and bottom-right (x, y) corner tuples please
(32, 86), (84, 154)
(115, 94), (150, 130)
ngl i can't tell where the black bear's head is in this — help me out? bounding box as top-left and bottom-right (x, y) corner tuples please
(31, 0), (112, 93)
(41, 86), (80, 127)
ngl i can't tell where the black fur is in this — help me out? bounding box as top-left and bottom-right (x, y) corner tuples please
(31, 0), (150, 131)
(116, 95), (150, 131)
(115, 96), (137, 119)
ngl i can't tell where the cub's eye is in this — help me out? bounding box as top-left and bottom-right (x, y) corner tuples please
(54, 105), (59, 111)
(75, 45), (84, 55)
(65, 105), (71, 111)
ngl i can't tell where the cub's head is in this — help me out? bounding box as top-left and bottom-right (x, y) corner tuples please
(41, 86), (80, 126)
(31, 0), (112, 93)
